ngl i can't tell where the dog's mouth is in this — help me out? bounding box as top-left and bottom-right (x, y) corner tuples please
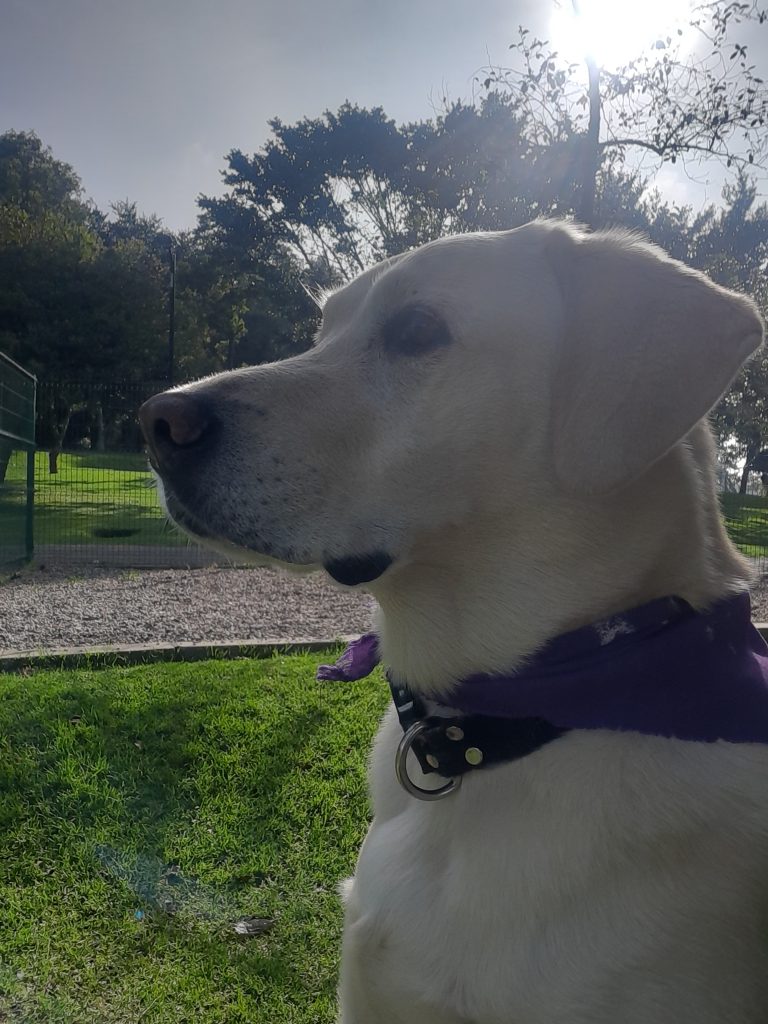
(160, 483), (394, 586)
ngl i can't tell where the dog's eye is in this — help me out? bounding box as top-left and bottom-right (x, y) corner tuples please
(382, 307), (451, 357)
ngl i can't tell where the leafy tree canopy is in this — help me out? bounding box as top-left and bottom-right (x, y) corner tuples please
(0, 130), (87, 221)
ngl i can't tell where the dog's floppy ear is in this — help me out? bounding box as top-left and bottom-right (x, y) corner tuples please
(545, 224), (764, 494)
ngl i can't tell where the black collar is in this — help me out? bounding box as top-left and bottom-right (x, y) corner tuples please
(388, 676), (567, 800)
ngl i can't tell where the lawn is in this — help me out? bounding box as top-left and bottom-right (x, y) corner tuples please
(1, 450), (180, 548)
(0, 653), (389, 1023)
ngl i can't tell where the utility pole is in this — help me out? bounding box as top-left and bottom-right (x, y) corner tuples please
(168, 243), (176, 384)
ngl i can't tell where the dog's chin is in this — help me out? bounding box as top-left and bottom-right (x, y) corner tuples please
(158, 482), (394, 584)
(156, 486), (314, 572)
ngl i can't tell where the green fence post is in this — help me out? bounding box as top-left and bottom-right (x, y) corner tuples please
(25, 444), (34, 560)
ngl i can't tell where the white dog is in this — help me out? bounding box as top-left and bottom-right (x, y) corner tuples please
(140, 221), (768, 1023)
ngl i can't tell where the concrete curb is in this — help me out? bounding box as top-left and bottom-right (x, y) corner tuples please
(3, 627), (768, 675)
(0, 637), (356, 674)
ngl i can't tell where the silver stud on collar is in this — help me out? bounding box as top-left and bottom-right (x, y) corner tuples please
(426, 753), (440, 769)
(465, 746), (484, 766)
(445, 726), (464, 741)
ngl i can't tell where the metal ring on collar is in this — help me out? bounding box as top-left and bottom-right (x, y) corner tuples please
(395, 721), (462, 801)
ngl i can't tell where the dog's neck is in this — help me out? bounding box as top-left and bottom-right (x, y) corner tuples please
(369, 436), (751, 695)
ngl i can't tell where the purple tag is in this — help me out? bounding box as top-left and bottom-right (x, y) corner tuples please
(317, 632), (380, 682)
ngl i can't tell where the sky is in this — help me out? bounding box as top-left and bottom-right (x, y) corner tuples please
(3, 0), (767, 232)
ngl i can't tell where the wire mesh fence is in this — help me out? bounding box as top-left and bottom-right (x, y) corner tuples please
(28, 379), (215, 569)
(720, 493), (768, 573)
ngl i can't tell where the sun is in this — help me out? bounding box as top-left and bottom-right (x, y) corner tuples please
(550, 0), (693, 69)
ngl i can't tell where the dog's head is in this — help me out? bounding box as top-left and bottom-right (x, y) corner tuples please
(140, 221), (763, 588)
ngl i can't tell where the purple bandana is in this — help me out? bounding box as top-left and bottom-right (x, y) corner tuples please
(317, 592), (768, 745)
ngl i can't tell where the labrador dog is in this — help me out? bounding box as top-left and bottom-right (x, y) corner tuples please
(140, 221), (768, 1023)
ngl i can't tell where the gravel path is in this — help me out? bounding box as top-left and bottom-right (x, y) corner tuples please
(1, 562), (767, 655)
(0, 565), (374, 654)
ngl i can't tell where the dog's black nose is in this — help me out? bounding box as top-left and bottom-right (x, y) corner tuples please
(139, 391), (213, 468)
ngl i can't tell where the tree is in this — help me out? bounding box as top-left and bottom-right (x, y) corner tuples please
(0, 207), (171, 468)
(177, 225), (317, 374)
(484, 1), (768, 226)
(690, 175), (768, 487)
(199, 104), (413, 280)
(0, 133), (176, 468)
(0, 209), (168, 378)
(199, 97), (597, 288)
(0, 131), (87, 222)
(97, 199), (171, 252)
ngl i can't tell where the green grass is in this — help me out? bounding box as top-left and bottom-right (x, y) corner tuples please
(1, 450), (180, 548)
(0, 654), (389, 1023)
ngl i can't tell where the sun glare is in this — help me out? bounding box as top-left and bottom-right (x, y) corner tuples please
(550, 0), (693, 68)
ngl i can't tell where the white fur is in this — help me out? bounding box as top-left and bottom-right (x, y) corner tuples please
(157, 222), (768, 1022)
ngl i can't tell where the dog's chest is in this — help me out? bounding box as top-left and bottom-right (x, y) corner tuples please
(346, 707), (768, 1023)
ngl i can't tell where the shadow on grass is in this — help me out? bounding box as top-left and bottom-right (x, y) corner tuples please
(29, 503), (182, 548)
(1, 670), (330, 849)
(66, 453), (150, 473)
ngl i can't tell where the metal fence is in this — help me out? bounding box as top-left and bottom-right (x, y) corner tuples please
(0, 354), (35, 568)
(29, 379), (215, 568)
(720, 493), (768, 572)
